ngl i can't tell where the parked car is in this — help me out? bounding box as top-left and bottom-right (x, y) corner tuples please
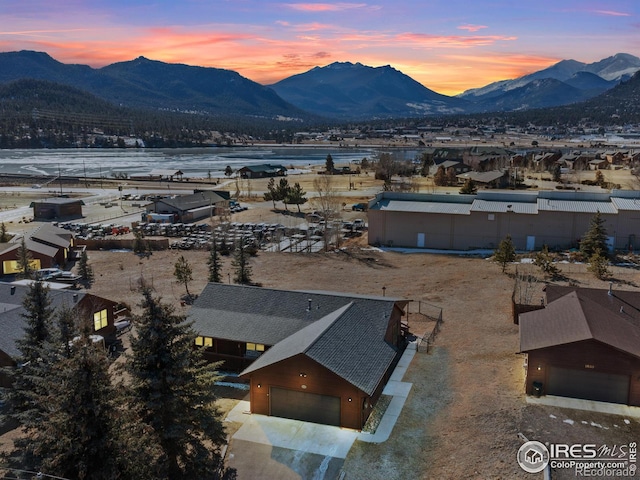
(352, 203), (367, 211)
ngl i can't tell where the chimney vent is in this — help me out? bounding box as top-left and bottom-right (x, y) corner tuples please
(307, 299), (312, 311)
(10, 286), (16, 295)
(608, 281), (613, 296)
(73, 293), (78, 303)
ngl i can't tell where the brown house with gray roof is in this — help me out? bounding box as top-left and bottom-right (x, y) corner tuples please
(188, 283), (408, 429)
(0, 224), (75, 275)
(519, 285), (640, 406)
(0, 282), (118, 387)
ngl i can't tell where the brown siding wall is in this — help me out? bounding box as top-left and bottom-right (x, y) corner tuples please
(244, 355), (370, 430)
(0, 351), (15, 388)
(368, 198), (640, 251)
(524, 340), (640, 406)
(79, 294), (117, 338)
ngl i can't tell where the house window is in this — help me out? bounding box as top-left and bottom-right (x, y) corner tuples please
(195, 336), (213, 347)
(246, 342), (265, 357)
(93, 309), (108, 331)
(3, 259), (41, 275)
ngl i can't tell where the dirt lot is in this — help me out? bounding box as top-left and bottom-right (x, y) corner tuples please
(3, 181), (640, 478)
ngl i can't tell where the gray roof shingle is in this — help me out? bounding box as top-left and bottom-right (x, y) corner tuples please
(190, 284), (401, 395)
(0, 282), (88, 360)
(158, 191), (226, 212)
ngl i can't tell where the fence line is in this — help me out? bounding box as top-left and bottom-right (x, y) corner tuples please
(407, 300), (444, 353)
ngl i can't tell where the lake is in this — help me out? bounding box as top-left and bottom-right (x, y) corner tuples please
(0, 146), (420, 179)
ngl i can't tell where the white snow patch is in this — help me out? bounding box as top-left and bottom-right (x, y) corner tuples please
(563, 419), (574, 425)
(590, 422), (603, 428)
(624, 419), (631, 425)
(549, 414), (557, 419)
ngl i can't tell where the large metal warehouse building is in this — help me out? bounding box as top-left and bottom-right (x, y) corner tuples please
(367, 190), (640, 252)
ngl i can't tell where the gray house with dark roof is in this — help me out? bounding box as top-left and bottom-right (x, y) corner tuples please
(237, 164), (287, 179)
(188, 283), (408, 429)
(147, 190), (228, 223)
(519, 285), (640, 406)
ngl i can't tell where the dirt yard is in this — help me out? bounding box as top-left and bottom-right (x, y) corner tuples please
(3, 180), (640, 478)
(66, 234), (640, 479)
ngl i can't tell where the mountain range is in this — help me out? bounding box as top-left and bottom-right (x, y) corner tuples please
(0, 50), (639, 121)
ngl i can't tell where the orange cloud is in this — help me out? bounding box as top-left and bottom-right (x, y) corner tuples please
(415, 53), (560, 94)
(1, 21), (561, 95)
(396, 32), (517, 48)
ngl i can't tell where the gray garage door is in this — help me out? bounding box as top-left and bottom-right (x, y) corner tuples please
(547, 367), (629, 404)
(270, 387), (341, 426)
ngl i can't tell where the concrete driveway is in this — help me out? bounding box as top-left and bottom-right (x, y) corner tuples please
(223, 344), (417, 479)
(226, 401), (358, 479)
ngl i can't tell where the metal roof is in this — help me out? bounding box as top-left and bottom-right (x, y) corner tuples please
(374, 199), (471, 215)
(537, 199), (617, 214)
(471, 199), (537, 214)
(611, 197), (640, 211)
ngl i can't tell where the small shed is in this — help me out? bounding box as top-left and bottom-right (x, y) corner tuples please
(30, 197), (84, 220)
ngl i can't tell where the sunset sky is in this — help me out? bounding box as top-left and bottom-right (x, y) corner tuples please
(1, 0), (638, 95)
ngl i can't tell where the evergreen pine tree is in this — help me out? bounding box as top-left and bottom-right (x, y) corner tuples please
(0, 221), (8, 242)
(494, 234), (516, 273)
(264, 178), (277, 209)
(31, 319), (120, 480)
(232, 240), (253, 285)
(325, 153), (335, 173)
(534, 244), (560, 279)
(219, 236), (230, 256)
(580, 211), (609, 259)
(124, 288), (230, 479)
(588, 248), (611, 280)
(207, 236), (222, 283)
(15, 236), (34, 279)
(459, 178), (478, 194)
(287, 182), (308, 213)
(16, 281), (54, 365)
(277, 178), (291, 211)
(78, 249), (93, 284)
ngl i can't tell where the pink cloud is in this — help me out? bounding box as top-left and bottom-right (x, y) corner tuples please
(457, 24), (488, 33)
(283, 3), (371, 12)
(593, 10), (631, 17)
(397, 32), (517, 48)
